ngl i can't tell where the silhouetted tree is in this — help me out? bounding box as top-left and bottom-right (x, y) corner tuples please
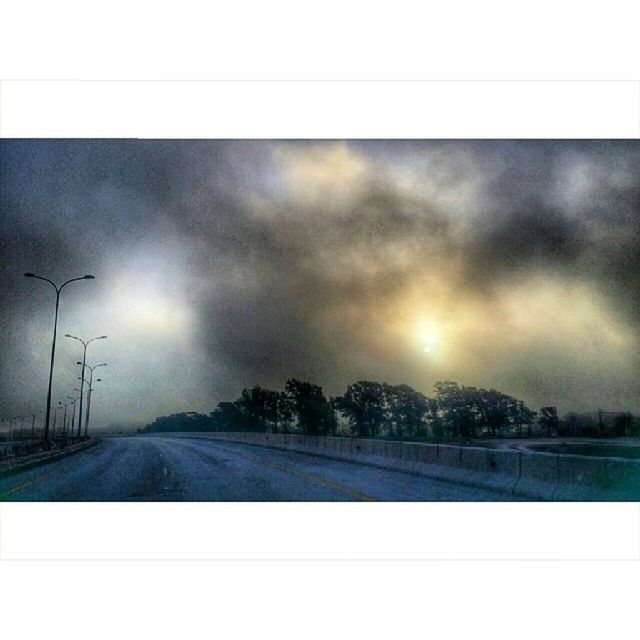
(328, 397), (339, 436)
(144, 411), (213, 433)
(210, 402), (246, 432)
(145, 378), (561, 443)
(335, 380), (387, 438)
(613, 413), (634, 437)
(539, 406), (559, 437)
(384, 383), (430, 438)
(234, 386), (283, 432)
(510, 400), (537, 437)
(274, 391), (294, 433)
(434, 381), (477, 437)
(467, 387), (536, 437)
(285, 379), (333, 435)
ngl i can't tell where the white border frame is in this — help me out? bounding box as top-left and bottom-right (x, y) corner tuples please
(1, 80), (639, 565)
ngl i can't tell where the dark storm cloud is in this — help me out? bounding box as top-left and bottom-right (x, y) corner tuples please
(181, 163), (453, 392)
(1, 139), (639, 422)
(461, 141), (640, 326)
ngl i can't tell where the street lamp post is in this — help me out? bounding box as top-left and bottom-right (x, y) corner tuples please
(30, 412), (42, 439)
(52, 402), (63, 438)
(65, 335), (106, 442)
(85, 377), (102, 437)
(61, 401), (70, 439)
(24, 273), (95, 446)
(78, 363), (106, 437)
(72, 389), (86, 438)
(66, 396), (77, 439)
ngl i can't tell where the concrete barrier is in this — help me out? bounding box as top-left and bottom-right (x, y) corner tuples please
(514, 452), (558, 500)
(459, 447), (489, 471)
(384, 441), (403, 459)
(438, 445), (462, 468)
(139, 432), (640, 500)
(416, 444), (440, 464)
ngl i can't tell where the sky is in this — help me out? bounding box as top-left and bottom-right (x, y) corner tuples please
(0, 139), (639, 429)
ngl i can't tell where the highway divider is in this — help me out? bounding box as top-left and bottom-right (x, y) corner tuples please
(139, 432), (640, 500)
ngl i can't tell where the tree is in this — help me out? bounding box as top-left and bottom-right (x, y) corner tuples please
(327, 397), (339, 436)
(234, 386), (283, 432)
(285, 379), (333, 435)
(466, 388), (535, 437)
(384, 383), (430, 439)
(425, 396), (443, 438)
(335, 380), (387, 438)
(539, 406), (559, 437)
(510, 400), (537, 437)
(466, 387), (509, 437)
(274, 391), (294, 434)
(613, 413), (634, 437)
(434, 381), (478, 437)
(144, 411), (213, 433)
(210, 402), (245, 432)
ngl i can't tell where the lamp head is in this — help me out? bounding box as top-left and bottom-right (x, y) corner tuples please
(83, 275), (95, 280)
(24, 272), (35, 278)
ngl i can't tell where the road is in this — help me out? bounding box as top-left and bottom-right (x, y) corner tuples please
(0, 436), (520, 501)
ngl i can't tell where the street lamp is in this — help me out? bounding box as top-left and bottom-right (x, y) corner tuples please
(65, 334), (106, 444)
(77, 363), (106, 437)
(18, 416), (27, 440)
(86, 378), (102, 436)
(30, 411), (43, 439)
(52, 402), (64, 438)
(24, 272), (95, 446)
(66, 396), (78, 439)
(60, 400), (71, 440)
(9, 416), (19, 440)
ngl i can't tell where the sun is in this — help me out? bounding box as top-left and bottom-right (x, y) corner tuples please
(416, 319), (442, 356)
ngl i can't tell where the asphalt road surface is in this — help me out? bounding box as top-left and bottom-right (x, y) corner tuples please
(0, 436), (520, 501)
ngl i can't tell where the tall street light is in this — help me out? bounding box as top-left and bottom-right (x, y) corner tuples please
(24, 273), (95, 446)
(52, 402), (64, 438)
(85, 377), (102, 437)
(66, 396), (78, 439)
(73, 388), (86, 438)
(30, 411), (42, 439)
(60, 400), (72, 440)
(9, 416), (19, 440)
(65, 334), (106, 444)
(78, 363), (106, 437)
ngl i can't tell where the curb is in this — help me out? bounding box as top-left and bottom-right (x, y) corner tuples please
(0, 439), (100, 479)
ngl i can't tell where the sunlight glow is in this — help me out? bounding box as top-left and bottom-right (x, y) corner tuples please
(104, 251), (195, 339)
(416, 319), (442, 356)
(117, 291), (190, 334)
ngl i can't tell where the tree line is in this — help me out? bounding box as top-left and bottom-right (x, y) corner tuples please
(143, 378), (639, 439)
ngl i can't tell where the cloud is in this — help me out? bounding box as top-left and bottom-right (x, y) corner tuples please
(1, 139), (638, 425)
